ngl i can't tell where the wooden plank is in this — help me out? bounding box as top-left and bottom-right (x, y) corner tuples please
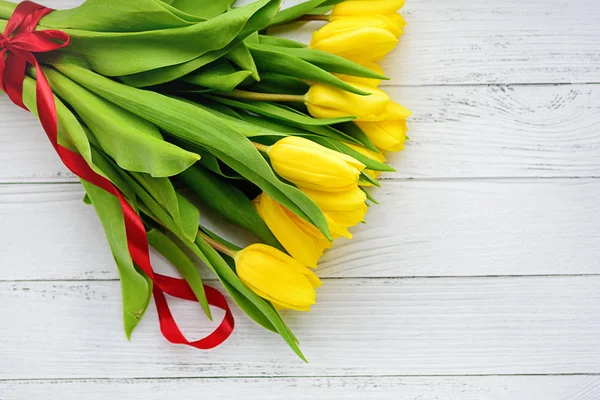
(1, 179), (599, 280)
(2, 376), (600, 400)
(2, 84), (600, 183)
(14, 0), (600, 86)
(274, 0), (600, 85)
(0, 276), (599, 378)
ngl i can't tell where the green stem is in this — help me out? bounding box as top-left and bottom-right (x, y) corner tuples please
(197, 231), (237, 259)
(252, 142), (271, 154)
(218, 89), (306, 103)
(295, 14), (330, 22)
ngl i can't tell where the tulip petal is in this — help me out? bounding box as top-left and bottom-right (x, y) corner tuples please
(236, 245), (318, 309)
(256, 193), (330, 268)
(311, 27), (398, 64)
(356, 120), (407, 152)
(269, 137), (364, 191)
(305, 82), (390, 120)
(302, 187), (367, 211)
(332, 0), (406, 17)
(323, 204), (368, 227)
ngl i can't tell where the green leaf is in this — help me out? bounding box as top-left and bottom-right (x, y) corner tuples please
(82, 180), (152, 339)
(56, 61), (331, 240)
(36, 0), (205, 32)
(360, 186), (380, 204)
(269, 0), (331, 26)
(43, 67), (200, 177)
(205, 94), (353, 126)
(258, 35), (306, 49)
(179, 166), (283, 249)
(118, 45), (235, 88)
(247, 44), (371, 95)
(21, 75), (95, 173)
(99, 162), (211, 319)
(246, 72), (309, 95)
(147, 229), (210, 320)
(184, 59), (253, 92)
(255, 44), (388, 80)
(359, 170), (381, 187)
(226, 40), (259, 81)
(19, 0), (282, 78)
(130, 172), (199, 242)
(167, 0), (236, 18)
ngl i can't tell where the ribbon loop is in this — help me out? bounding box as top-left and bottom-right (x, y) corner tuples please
(1, 1), (234, 349)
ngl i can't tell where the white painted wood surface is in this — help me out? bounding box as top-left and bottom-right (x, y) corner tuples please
(3, 376), (600, 400)
(1, 0), (599, 398)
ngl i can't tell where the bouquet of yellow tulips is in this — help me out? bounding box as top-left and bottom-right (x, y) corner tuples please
(1, 0), (409, 360)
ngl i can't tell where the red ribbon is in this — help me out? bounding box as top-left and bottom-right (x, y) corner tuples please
(1, 1), (234, 349)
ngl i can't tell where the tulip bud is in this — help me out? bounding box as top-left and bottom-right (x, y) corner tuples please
(324, 205), (369, 228)
(305, 82), (390, 121)
(356, 119), (408, 152)
(310, 25), (398, 63)
(235, 244), (322, 311)
(331, 0), (406, 18)
(319, 15), (404, 40)
(302, 187), (368, 228)
(324, 213), (354, 239)
(344, 143), (387, 183)
(268, 136), (365, 192)
(254, 192), (332, 268)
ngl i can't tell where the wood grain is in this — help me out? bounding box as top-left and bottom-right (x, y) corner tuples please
(274, 0), (600, 85)
(2, 84), (600, 182)
(2, 376), (600, 400)
(1, 179), (598, 281)
(1, 276), (599, 379)
(0, 0), (598, 395)
(27, 0), (600, 86)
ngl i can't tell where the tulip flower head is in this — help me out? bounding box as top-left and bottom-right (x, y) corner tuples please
(302, 186), (369, 229)
(235, 244), (322, 311)
(354, 101), (411, 152)
(310, 18), (399, 63)
(331, 0), (406, 18)
(305, 82), (391, 121)
(254, 192), (332, 268)
(344, 143), (387, 183)
(357, 119), (408, 152)
(267, 136), (365, 192)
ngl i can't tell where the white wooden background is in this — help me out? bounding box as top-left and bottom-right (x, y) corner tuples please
(1, 0), (600, 398)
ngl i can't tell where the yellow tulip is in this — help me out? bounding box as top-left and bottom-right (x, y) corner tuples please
(268, 136), (365, 192)
(317, 15), (404, 40)
(302, 187), (368, 228)
(324, 213), (353, 239)
(357, 118), (408, 152)
(235, 243), (322, 311)
(324, 206), (368, 227)
(310, 24), (397, 63)
(335, 61), (385, 88)
(331, 0), (406, 18)
(305, 82), (390, 121)
(254, 192), (331, 268)
(386, 101), (412, 120)
(302, 186), (366, 211)
(344, 143), (387, 183)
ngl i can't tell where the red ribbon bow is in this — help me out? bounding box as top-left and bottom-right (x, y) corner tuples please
(1, 1), (234, 349)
